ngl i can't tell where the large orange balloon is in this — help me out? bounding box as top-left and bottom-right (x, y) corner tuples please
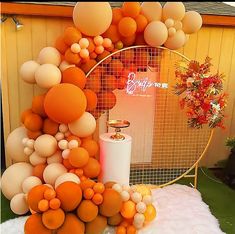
(73, 2), (112, 36)
(44, 83), (87, 124)
(118, 17), (137, 37)
(122, 2), (141, 18)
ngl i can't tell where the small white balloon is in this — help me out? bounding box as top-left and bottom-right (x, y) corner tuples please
(59, 61), (75, 72)
(165, 18), (174, 28)
(47, 151), (63, 164)
(121, 190), (130, 201)
(29, 151), (47, 166)
(10, 193), (29, 215)
(174, 20), (183, 30)
(131, 192), (142, 203)
(59, 124), (68, 133)
(58, 139), (68, 150)
(68, 140), (79, 149)
(122, 184), (131, 192)
(130, 185), (137, 192)
(136, 202), (147, 214)
(24, 147), (34, 156)
(133, 219), (144, 229)
(168, 27), (176, 37)
(71, 43), (81, 53)
(112, 184), (122, 193)
(62, 149), (70, 159)
(55, 132), (64, 141)
(26, 139), (35, 149)
(134, 213), (145, 224)
(22, 138), (29, 146)
(143, 195), (152, 205)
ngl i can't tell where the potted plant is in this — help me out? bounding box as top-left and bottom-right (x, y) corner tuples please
(224, 137), (235, 189)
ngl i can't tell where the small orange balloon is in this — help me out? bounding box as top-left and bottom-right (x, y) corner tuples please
(93, 182), (105, 194)
(49, 198), (61, 210)
(92, 193), (103, 205)
(27, 130), (42, 140)
(80, 59), (97, 74)
(38, 199), (49, 212)
(102, 24), (121, 44)
(121, 35), (136, 47)
(116, 226), (127, 234)
(63, 27), (82, 46)
(64, 48), (81, 65)
(63, 159), (74, 170)
(44, 188), (56, 201)
(77, 200), (98, 222)
(83, 158), (101, 179)
(80, 179), (96, 191)
(122, 2), (141, 18)
(21, 109), (33, 124)
(135, 14), (148, 33)
(75, 168), (84, 177)
(144, 204), (156, 222)
(33, 164), (47, 182)
(81, 139), (99, 157)
(112, 8), (123, 24)
(42, 208), (65, 230)
(43, 118), (59, 135)
(83, 89), (98, 112)
(127, 225), (136, 234)
(120, 201), (136, 219)
(55, 36), (68, 54)
(87, 38), (95, 53)
(68, 147), (89, 168)
(84, 188), (95, 200)
(24, 113), (43, 132)
(118, 17), (137, 37)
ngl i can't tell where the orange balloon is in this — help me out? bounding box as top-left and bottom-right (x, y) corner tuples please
(96, 50), (111, 64)
(85, 215), (107, 234)
(27, 184), (49, 212)
(92, 193), (103, 205)
(62, 158), (74, 170)
(68, 147), (89, 168)
(44, 188), (56, 201)
(83, 158), (101, 179)
(80, 179), (96, 191)
(21, 109), (33, 124)
(33, 164), (47, 181)
(135, 14), (148, 33)
(57, 213), (85, 234)
(83, 188), (95, 200)
(42, 208), (65, 229)
(108, 213), (123, 226)
(120, 201), (136, 219)
(87, 37), (95, 53)
(44, 83), (87, 124)
(122, 2), (141, 18)
(118, 17), (137, 37)
(64, 48), (81, 65)
(102, 24), (121, 43)
(112, 8), (123, 24)
(27, 130), (42, 140)
(144, 204), (156, 222)
(24, 113), (43, 132)
(77, 200), (98, 222)
(25, 214), (52, 234)
(109, 59), (124, 76)
(75, 168), (84, 177)
(99, 189), (122, 217)
(80, 59), (97, 74)
(83, 89), (98, 112)
(97, 91), (117, 110)
(85, 68), (101, 93)
(62, 67), (86, 89)
(49, 198), (61, 210)
(81, 139), (99, 157)
(116, 225), (127, 234)
(43, 118), (59, 135)
(121, 35), (136, 47)
(55, 36), (68, 54)
(56, 181), (82, 211)
(93, 183), (105, 194)
(127, 225), (136, 234)
(38, 199), (49, 212)
(135, 33), (146, 45)
(63, 27), (82, 46)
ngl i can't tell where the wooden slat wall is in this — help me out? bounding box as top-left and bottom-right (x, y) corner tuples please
(1, 15), (235, 167)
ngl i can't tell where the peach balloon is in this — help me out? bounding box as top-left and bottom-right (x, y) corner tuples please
(38, 47), (61, 67)
(68, 112), (96, 138)
(43, 163), (67, 186)
(164, 29), (186, 50)
(182, 11), (202, 34)
(35, 64), (61, 89)
(22, 176), (42, 194)
(10, 193), (29, 215)
(59, 61), (75, 72)
(162, 2), (185, 21)
(29, 152), (47, 166)
(73, 2), (112, 36)
(141, 2), (162, 22)
(1, 162), (33, 200)
(20, 60), (40, 84)
(47, 151), (63, 164)
(55, 173), (80, 188)
(6, 126), (29, 162)
(144, 21), (168, 47)
(34, 134), (57, 157)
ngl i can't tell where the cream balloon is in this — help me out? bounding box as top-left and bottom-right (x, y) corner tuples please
(165, 18), (174, 28)
(1, 163), (33, 200)
(164, 29), (186, 50)
(162, 2), (185, 21)
(68, 112), (96, 138)
(73, 2), (112, 36)
(34, 134), (57, 157)
(22, 176), (42, 194)
(43, 163), (67, 186)
(10, 193), (29, 215)
(6, 126), (29, 162)
(38, 47), (61, 66)
(141, 2), (162, 22)
(54, 173), (80, 188)
(47, 151), (63, 164)
(168, 27), (176, 37)
(182, 11), (202, 34)
(144, 21), (168, 47)
(35, 64), (61, 89)
(59, 61), (75, 72)
(19, 60), (40, 84)
(29, 151), (47, 166)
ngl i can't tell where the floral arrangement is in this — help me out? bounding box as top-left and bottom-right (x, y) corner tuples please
(174, 57), (228, 129)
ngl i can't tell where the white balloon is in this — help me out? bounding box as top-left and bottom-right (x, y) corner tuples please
(55, 173), (80, 188)
(47, 151), (63, 164)
(131, 192), (142, 203)
(38, 47), (61, 66)
(10, 193), (29, 215)
(20, 60), (40, 84)
(112, 184), (122, 193)
(22, 176), (42, 194)
(59, 61), (75, 72)
(136, 202), (147, 213)
(121, 190), (130, 201)
(29, 151), (47, 166)
(58, 139), (68, 150)
(141, 2), (162, 22)
(165, 18), (174, 28)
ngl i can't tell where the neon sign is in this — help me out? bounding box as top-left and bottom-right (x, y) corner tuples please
(126, 72), (168, 95)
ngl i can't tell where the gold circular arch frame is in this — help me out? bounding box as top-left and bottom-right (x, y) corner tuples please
(87, 46), (214, 188)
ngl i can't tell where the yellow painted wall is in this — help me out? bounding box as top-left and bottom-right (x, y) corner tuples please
(1, 16), (235, 167)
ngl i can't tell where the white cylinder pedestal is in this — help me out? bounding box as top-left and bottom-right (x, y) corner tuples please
(99, 133), (132, 185)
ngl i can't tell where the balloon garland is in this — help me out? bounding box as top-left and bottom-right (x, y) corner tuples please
(2, 2), (222, 234)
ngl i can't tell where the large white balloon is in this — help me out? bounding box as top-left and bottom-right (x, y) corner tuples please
(55, 173), (80, 188)
(38, 47), (61, 67)
(6, 127), (29, 162)
(1, 163), (33, 200)
(141, 2), (162, 22)
(182, 11), (202, 34)
(22, 176), (42, 194)
(162, 2), (185, 21)
(10, 193), (29, 215)
(68, 112), (96, 138)
(20, 60), (40, 84)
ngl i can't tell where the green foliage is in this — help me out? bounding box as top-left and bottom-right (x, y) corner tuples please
(226, 137), (235, 149)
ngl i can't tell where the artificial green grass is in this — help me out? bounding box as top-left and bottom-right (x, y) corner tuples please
(1, 168), (235, 234)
